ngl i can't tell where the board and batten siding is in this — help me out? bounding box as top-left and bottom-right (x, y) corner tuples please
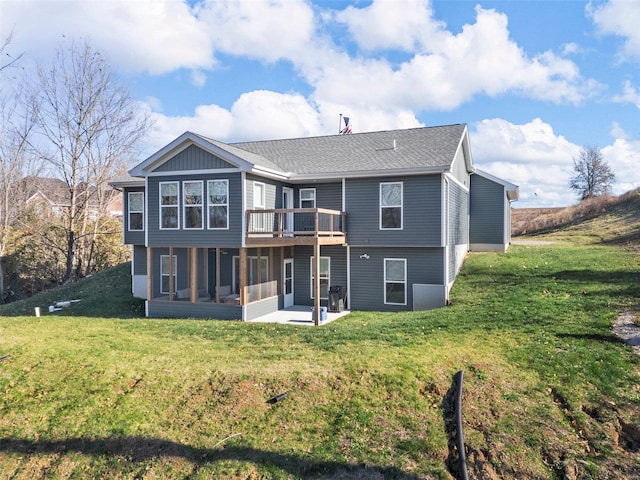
(345, 175), (442, 247)
(349, 247), (444, 312)
(147, 172), (242, 247)
(293, 245), (347, 307)
(123, 186), (145, 245)
(469, 174), (505, 246)
(154, 144), (235, 172)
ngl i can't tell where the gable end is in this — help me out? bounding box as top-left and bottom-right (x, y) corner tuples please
(154, 144), (236, 172)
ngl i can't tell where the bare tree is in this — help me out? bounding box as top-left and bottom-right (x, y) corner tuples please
(32, 39), (149, 283)
(0, 34), (40, 301)
(569, 146), (615, 200)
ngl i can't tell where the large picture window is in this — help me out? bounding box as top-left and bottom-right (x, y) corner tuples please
(183, 181), (203, 229)
(208, 179), (228, 229)
(300, 188), (316, 208)
(160, 182), (179, 229)
(384, 258), (406, 305)
(380, 182), (403, 229)
(128, 191), (144, 231)
(310, 256), (330, 299)
(160, 254), (177, 294)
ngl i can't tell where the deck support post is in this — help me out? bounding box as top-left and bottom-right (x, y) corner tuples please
(314, 241), (321, 326)
(190, 247), (198, 303)
(240, 248), (247, 307)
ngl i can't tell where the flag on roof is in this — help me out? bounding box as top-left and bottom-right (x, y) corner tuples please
(340, 116), (352, 134)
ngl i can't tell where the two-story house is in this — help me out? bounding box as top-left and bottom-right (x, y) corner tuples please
(111, 124), (518, 324)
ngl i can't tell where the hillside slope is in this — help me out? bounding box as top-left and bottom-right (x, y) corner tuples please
(0, 262), (144, 318)
(513, 189), (640, 247)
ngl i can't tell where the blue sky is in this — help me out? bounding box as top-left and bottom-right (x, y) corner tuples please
(2, 0), (639, 207)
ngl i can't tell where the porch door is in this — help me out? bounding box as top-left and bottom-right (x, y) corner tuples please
(283, 187), (294, 236)
(284, 258), (294, 308)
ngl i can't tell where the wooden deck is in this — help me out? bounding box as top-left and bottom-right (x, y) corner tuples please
(245, 208), (346, 246)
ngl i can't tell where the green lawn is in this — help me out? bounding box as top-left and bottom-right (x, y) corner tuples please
(1, 244), (639, 479)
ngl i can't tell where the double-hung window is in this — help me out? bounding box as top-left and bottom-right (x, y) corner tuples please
(160, 254), (177, 294)
(183, 181), (203, 229)
(384, 258), (406, 305)
(128, 191), (144, 231)
(380, 182), (403, 229)
(310, 256), (330, 299)
(160, 182), (179, 229)
(300, 188), (316, 208)
(208, 179), (228, 229)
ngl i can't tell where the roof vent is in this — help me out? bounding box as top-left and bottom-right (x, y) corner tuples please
(393, 139), (397, 151)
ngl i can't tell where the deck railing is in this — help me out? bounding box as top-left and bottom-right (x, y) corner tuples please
(246, 208), (346, 241)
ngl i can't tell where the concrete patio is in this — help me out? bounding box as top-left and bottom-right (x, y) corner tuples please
(249, 305), (351, 325)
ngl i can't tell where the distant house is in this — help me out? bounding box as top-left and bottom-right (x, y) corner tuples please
(111, 124), (518, 322)
(25, 177), (122, 220)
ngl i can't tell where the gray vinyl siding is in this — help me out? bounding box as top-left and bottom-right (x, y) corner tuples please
(150, 248), (189, 298)
(147, 301), (241, 320)
(133, 245), (147, 275)
(245, 297), (280, 320)
(469, 174), (505, 244)
(349, 247), (444, 312)
(450, 146), (470, 188)
(123, 187), (145, 245)
(293, 245), (347, 307)
(296, 182), (343, 211)
(246, 174), (283, 210)
(155, 145), (235, 172)
(448, 181), (469, 283)
(147, 172), (242, 247)
(345, 175), (442, 246)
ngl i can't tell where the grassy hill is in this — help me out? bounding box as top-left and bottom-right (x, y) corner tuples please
(513, 188), (640, 247)
(0, 204), (639, 479)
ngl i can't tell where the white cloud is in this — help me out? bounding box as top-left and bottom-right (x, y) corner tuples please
(334, 0), (446, 52)
(613, 80), (640, 108)
(471, 118), (581, 207)
(319, 4), (601, 111)
(602, 138), (640, 195)
(196, 0), (316, 63)
(589, 0), (640, 61)
(2, 1), (214, 74)
(471, 117), (640, 206)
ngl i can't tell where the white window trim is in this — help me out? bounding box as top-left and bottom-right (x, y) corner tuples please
(254, 181), (266, 209)
(183, 180), (204, 230)
(159, 181), (180, 230)
(160, 254), (177, 294)
(128, 191), (144, 231)
(310, 256), (330, 300)
(299, 188), (316, 208)
(207, 179), (229, 230)
(384, 258), (407, 305)
(379, 181), (403, 230)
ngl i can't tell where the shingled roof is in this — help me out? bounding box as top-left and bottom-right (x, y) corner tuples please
(231, 124), (468, 178)
(122, 124), (470, 184)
